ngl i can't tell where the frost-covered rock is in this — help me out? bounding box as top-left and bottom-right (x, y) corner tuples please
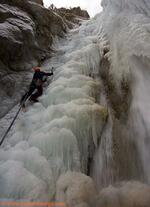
(56, 172), (97, 207)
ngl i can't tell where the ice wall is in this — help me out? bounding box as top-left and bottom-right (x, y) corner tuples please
(1, 0), (150, 205)
(100, 0), (150, 81)
(0, 17), (108, 202)
(101, 0), (150, 181)
(91, 0), (150, 192)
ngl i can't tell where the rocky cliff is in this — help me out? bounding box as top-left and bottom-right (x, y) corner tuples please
(50, 5), (90, 27)
(0, 0), (89, 118)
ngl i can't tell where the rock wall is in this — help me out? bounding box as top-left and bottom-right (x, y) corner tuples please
(0, 1), (89, 118)
(30, 0), (43, 5)
(0, 0), (67, 71)
(49, 5), (90, 28)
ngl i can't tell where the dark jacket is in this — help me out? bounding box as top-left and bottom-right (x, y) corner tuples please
(31, 71), (53, 86)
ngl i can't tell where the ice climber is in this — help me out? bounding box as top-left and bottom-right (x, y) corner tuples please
(20, 66), (53, 107)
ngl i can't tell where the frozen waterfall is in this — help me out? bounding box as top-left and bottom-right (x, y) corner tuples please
(1, 0), (150, 206)
(0, 17), (107, 203)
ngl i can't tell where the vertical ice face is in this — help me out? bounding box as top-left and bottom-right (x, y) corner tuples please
(1, 0), (150, 203)
(100, 0), (150, 82)
(102, 0), (150, 16)
(94, 0), (150, 185)
(0, 14), (108, 200)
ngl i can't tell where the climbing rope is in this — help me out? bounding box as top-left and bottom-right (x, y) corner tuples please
(0, 105), (22, 146)
(0, 92), (32, 147)
(0, 67), (54, 147)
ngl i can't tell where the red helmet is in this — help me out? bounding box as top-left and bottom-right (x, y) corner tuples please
(33, 67), (40, 72)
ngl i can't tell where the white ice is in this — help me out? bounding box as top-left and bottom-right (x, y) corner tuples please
(0, 16), (107, 201)
(1, 0), (150, 205)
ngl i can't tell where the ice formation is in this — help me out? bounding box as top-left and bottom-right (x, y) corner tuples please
(97, 181), (150, 207)
(100, 0), (150, 81)
(56, 172), (97, 207)
(0, 10), (107, 202)
(98, 0), (150, 183)
(1, 0), (150, 206)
